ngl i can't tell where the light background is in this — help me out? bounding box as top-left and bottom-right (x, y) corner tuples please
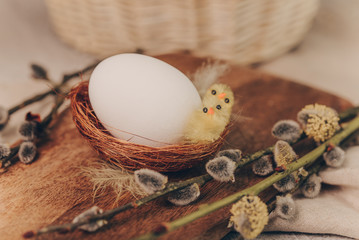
(1, 0), (358, 102)
(0, 0), (358, 140)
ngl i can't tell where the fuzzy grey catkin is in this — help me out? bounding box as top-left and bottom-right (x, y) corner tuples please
(323, 146), (345, 168)
(216, 149), (242, 162)
(83, 162), (147, 201)
(0, 106), (9, 130)
(168, 183), (200, 206)
(72, 206), (107, 232)
(273, 174), (296, 193)
(30, 64), (48, 80)
(18, 121), (37, 140)
(134, 169), (168, 194)
(272, 120), (302, 143)
(0, 143), (11, 159)
(301, 174), (322, 198)
(275, 195), (296, 220)
(252, 155), (274, 176)
(19, 141), (37, 164)
(206, 156), (236, 182)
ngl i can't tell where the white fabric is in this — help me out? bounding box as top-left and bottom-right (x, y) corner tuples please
(265, 146), (359, 239)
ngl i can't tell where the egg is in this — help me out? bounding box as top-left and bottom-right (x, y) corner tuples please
(88, 53), (202, 147)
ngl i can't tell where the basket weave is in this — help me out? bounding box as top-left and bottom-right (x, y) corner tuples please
(44, 0), (319, 65)
(69, 81), (228, 172)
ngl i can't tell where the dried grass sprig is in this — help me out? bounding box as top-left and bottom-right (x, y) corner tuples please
(82, 162), (147, 202)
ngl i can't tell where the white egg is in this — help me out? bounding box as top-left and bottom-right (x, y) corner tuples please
(89, 53), (201, 147)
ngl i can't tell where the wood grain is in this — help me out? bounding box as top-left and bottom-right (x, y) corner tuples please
(0, 54), (352, 240)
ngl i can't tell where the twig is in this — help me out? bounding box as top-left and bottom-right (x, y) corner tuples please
(339, 106), (359, 122)
(28, 142), (281, 236)
(7, 62), (98, 116)
(0, 96), (65, 169)
(135, 114), (359, 239)
(8, 90), (55, 115)
(40, 97), (65, 129)
(27, 106), (359, 237)
(1, 62), (99, 169)
(31, 175), (210, 236)
(62, 62), (99, 84)
(266, 161), (323, 212)
(223, 161), (324, 240)
(0, 145), (20, 170)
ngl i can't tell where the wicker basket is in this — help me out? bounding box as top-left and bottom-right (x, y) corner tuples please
(44, 0), (319, 65)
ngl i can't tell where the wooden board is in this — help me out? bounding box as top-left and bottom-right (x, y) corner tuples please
(0, 54), (352, 240)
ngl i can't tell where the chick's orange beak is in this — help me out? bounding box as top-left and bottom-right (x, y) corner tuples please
(218, 92), (226, 99)
(207, 107), (214, 115)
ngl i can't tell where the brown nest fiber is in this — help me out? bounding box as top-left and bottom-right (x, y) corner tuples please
(69, 81), (228, 172)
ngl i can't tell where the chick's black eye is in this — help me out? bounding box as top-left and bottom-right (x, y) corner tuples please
(203, 107), (208, 113)
(216, 105), (221, 110)
(225, 98), (230, 103)
(211, 90), (216, 95)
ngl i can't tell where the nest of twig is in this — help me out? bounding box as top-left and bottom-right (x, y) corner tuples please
(69, 81), (228, 172)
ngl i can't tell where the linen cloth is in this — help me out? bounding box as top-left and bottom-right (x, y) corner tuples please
(224, 146), (359, 239)
(264, 146), (359, 239)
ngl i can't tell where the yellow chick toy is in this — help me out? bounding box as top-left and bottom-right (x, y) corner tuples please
(203, 84), (234, 122)
(184, 84), (234, 143)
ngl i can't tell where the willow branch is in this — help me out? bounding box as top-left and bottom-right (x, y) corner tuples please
(339, 106), (359, 122)
(1, 62), (98, 169)
(40, 97), (65, 129)
(136, 114), (359, 239)
(7, 62), (98, 116)
(8, 90), (55, 115)
(0, 96), (65, 169)
(222, 161), (324, 239)
(62, 62), (99, 84)
(266, 160), (324, 212)
(29, 142), (281, 236)
(27, 106), (359, 237)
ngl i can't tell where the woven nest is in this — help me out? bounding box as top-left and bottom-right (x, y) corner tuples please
(69, 81), (228, 172)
